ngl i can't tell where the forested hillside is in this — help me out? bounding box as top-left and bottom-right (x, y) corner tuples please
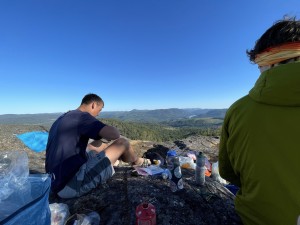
(0, 108), (227, 125)
(101, 118), (221, 142)
(0, 110), (224, 142)
(162, 117), (223, 128)
(100, 108), (227, 122)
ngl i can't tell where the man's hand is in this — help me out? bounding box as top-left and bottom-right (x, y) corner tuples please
(87, 139), (109, 153)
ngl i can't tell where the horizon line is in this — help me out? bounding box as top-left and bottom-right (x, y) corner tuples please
(0, 107), (228, 116)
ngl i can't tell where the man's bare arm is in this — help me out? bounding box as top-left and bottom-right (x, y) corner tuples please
(99, 125), (120, 141)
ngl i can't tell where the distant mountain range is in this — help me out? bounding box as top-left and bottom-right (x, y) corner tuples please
(0, 113), (62, 126)
(100, 108), (227, 122)
(0, 108), (227, 126)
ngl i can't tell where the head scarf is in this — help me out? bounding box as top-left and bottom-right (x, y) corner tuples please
(254, 42), (300, 67)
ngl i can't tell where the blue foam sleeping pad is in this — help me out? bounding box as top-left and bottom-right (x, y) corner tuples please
(16, 131), (49, 152)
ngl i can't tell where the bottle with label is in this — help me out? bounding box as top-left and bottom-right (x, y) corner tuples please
(195, 152), (206, 185)
(166, 150), (184, 192)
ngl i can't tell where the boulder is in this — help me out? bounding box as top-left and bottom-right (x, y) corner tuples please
(50, 167), (242, 225)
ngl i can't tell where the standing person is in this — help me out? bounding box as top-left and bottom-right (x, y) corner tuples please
(219, 17), (300, 225)
(46, 93), (150, 198)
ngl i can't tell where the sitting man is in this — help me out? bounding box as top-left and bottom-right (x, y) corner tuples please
(219, 17), (300, 225)
(45, 93), (149, 198)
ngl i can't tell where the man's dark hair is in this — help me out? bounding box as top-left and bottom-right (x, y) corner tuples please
(247, 17), (300, 63)
(81, 93), (104, 106)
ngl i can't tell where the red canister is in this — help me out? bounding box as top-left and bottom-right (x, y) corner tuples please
(135, 202), (156, 225)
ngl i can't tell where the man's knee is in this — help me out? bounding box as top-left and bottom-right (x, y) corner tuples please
(114, 137), (130, 149)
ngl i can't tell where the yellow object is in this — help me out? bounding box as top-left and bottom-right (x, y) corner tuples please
(181, 163), (191, 169)
(153, 159), (161, 165)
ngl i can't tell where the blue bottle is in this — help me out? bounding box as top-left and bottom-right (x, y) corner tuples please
(166, 150), (183, 192)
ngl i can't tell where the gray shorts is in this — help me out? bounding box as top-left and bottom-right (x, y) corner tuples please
(58, 151), (115, 199)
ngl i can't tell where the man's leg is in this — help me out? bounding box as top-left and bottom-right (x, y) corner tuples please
(87, 139), (123, 165)
(104, 138), (149, 166)
(58, 138), (149, 198)
(57, 151), (114, 198)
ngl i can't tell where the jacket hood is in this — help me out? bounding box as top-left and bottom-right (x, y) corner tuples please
(249, 62), (300, 106)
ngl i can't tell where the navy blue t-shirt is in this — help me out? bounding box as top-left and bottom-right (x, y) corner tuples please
(45, 110), (106, 193)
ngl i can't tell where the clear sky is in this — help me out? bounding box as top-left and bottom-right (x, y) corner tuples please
(0, 0), (299, 114)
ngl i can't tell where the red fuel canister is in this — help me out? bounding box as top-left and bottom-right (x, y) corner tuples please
(135, 202), (156, 225)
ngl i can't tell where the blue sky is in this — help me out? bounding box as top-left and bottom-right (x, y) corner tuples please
(0, 1), (299, 114)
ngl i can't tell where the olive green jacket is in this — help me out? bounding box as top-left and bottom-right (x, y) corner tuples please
(219, 62), (300, 225)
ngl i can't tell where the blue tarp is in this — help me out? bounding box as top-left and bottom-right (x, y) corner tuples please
(0, 174), (51, 225)
(16, 131), (49, 152)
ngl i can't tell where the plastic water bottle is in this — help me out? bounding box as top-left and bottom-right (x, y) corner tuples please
(166, 150), (183, 192)
(81, 211), (100, 225)
(211, 161), (221, 182)
(195, 152), (206, 185)
(161, 169), (170, 180)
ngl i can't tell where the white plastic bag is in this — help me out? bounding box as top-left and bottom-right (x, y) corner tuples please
(66, 212), (100, 225)
(0, 151), (29, 203)
(179, 156), (196, 169)
(80, 212), (100, 225)
(49, 203), (70, 225)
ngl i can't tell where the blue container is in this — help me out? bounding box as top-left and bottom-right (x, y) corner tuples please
(166, 150), (183, 192)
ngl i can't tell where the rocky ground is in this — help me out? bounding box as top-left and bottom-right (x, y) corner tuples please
(0, 124), (242, 225)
